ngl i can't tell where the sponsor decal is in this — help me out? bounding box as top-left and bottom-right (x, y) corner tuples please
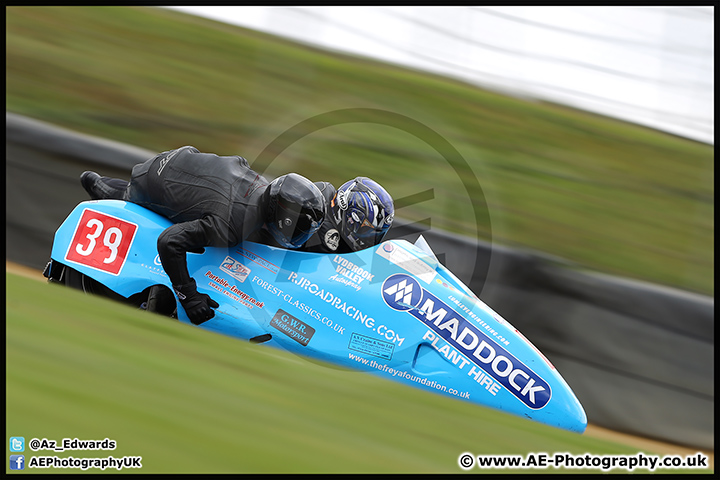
(205, 270), (264, 309)
(436, 277), (458, 293)
(205, 270), (230, 289)
(381, 274), (423, 310)
(324, 228), (340, 251)
(421, 329), (501, 396)
(347, 354), (470, 400)
(382, 274), (551, 409)
(220, 255), (251, 283)
(375, 241), (436, 283)
(235, 247), (279, 274)
(336, 186), (350, 209)
(348, 333), (395, 360)
(140, 254), (166, 276)
(447, 295), (510, 346)
(270, 309), (315, 346)
(332, 255), (374, 283)
(327, 274), (361, 291)
(328, 255), (375, 290)
(283, 272), (405, 345)
(251, 275), (345, 335)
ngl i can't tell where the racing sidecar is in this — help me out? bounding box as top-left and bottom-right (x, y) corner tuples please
(44, 199), (587, 433)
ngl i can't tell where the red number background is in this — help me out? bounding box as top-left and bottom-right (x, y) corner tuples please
(65, 209), (138, 275)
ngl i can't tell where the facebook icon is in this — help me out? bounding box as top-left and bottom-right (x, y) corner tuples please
(10, 455), (25, 470)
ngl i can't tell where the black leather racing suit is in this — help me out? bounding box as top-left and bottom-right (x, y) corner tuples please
(300, 181), (354, 254)
(126, 146), (270, 289)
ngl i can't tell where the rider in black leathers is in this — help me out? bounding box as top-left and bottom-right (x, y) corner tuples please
(81, 145), (324, 324)
(81, 146), (395, 324)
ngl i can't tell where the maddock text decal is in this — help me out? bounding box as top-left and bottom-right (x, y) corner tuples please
(382, 274), (551, 409)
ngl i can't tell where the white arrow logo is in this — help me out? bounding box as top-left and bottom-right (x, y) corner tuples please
(384, 279), (414, 305)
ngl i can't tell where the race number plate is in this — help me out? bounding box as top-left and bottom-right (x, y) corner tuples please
(64, 208), (138, 275)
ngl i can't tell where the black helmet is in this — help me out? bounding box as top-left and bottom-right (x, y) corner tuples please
(331, 177), (394, 251)
(266, 173), (326, 248)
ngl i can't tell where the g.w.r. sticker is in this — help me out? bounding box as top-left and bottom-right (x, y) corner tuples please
(65, 209), (138, 275)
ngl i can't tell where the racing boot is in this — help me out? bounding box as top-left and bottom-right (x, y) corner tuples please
(80, 171), (128, 200)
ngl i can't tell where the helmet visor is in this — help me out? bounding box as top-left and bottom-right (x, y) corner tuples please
(267, 199), (322, 248)
(343, 206), (391, 249)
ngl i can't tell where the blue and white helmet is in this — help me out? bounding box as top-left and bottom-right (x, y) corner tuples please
(331, 177), (394, 251)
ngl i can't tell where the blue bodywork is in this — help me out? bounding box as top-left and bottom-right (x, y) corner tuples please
(51, 200), (587, 433)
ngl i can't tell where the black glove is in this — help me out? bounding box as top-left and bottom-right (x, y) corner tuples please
(173, 279), (219, 325)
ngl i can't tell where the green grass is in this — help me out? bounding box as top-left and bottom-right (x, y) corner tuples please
(6, 273), (712, 473)
(5, 6), (714, 295)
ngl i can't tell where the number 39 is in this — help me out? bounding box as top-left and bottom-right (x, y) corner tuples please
(75, 218), (123, 264)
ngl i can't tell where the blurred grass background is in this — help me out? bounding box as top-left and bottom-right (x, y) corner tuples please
(5, 6), (713, 295)
(6, 272), (713, 473)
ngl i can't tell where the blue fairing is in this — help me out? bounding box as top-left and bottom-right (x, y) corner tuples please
(51, 200), (587, 433)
